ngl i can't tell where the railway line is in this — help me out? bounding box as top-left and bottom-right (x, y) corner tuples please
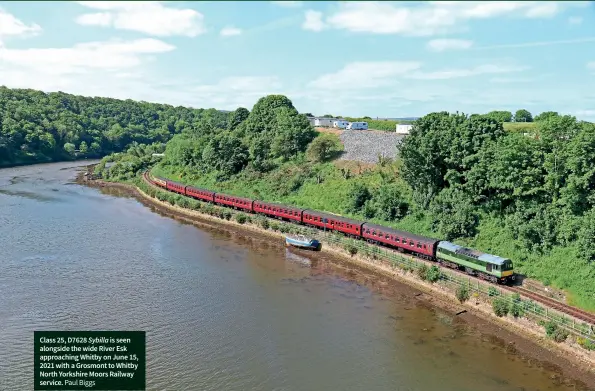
(507, 286), (595, 326)
(140, 171), (595, 328)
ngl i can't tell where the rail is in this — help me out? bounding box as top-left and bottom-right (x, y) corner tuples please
(142, 170), (595, 343)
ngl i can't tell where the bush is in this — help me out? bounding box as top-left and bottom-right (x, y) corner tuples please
(235, 213), (247, 224)
(223, 210), (232, 220)
(456, 285), (470, 303)
(345, 243), (358, 256)
(492, 297), (510, 317)
(259, 217), (270, 230)
(426, 265), (441, 283)
(270, 222), (279, 231)
(279, 224), (288, 233)
(544, 321), (569, 343)
(488, 287), (500, 297)
(417, 264), (429, 280)
(576, 337), (595, 351)
(510, 293), (523, 318)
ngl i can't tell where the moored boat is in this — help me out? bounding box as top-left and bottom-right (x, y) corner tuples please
(285, 234), (321, 251)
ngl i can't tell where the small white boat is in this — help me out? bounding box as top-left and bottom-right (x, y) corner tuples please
(285, 234), (321, 251)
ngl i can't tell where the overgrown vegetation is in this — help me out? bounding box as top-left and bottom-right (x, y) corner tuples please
(0, 86), (215, 167)
(456, 285), (470, 303)
(7, 86), (594, 312)
(541, 320), (570, 343)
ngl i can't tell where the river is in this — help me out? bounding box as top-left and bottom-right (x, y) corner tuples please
(0, 161), (593, 391)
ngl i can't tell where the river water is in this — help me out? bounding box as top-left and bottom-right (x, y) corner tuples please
(0, 161), (593, 391)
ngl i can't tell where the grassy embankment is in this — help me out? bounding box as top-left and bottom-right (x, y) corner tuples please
(151, 137), (595, 313)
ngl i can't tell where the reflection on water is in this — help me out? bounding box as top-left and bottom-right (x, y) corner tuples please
(0, 161), (593, 391)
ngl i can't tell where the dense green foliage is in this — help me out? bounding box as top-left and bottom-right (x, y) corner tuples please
(67, 91), (594, 312)
(160, 95), (316, 181)
(399, 112), (595, 309)
(0, 86), (229, 167)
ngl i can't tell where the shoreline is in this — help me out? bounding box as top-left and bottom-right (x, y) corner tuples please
(77, 168), (595, 388)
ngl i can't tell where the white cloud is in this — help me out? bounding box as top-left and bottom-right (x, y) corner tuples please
(568, 16), (583, 25)
(220, 27), (242, 37)
(475, 36), (595, 50)
(75, 1), (205, 37)
(575, 110), (595, 121)
(0, 39), (175, 77)
(307, 61), (529, 95)
(271, 1), (303, 8)
(409, 64), (529, 80)
(302, 10), (326, 32)
(307, 1), (580, 36)
(309, 61), (422, 90)
(0, 9), (41, 39)
(75, 12), (112, 27)
(587, 62), (595, 70)
(427, 39), (473, 52)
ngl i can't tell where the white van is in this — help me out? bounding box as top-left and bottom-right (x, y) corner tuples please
(346, 122), (368, 130)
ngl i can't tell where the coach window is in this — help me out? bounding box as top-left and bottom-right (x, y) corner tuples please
(410, 241), (414, 246)
(417, 243), (422, 249)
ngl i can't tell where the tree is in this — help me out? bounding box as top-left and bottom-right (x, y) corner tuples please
(345, 183), (372, 214)
(227, 107), (250, 131)
(535, 111), (559, 122)
(514, 109), (533, 122)
(79, 141), (88, 155)
(306, 134), (342, 162)
(63, 142), (76, 156)
(485, 110), (513, 123)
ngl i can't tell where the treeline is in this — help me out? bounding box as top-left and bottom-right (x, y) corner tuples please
(391, 112), (595, 304)
(0, 86), (226, 166)
(159, 95), (320, 181)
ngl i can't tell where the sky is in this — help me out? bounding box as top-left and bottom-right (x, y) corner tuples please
(0, 1), (594, 120)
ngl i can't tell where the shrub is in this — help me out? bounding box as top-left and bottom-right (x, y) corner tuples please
(223, 210), (232, 220)
(456, 285), (470, 303)
(510, 293), (523, 318)
(270, 222), (279, 231)
(345, 243), (358, 256)
(492, 297), (510, 317)
(177, 197), (189, 208)
(259, 217), (270, 230)
(544, 321), (569, 343)
(279, 224), (288, 233)
(417, 264), (429, 280)
(235, 213), (247, 224)
(576, 337), (595, 351)
(488, 287), (499, 297)
(426, 265), (441, 283)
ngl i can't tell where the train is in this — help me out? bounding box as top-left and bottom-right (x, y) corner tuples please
(148, 174), (515, 284)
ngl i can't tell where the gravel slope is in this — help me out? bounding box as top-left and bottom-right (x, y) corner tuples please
(338, 130), (404, 164)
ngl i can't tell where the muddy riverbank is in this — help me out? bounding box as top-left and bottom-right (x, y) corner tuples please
(77, 167), (595, 389)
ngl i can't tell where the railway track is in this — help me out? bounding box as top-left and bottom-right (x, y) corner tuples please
(141, 171), (595, 327)
(507, 286), (595, 325)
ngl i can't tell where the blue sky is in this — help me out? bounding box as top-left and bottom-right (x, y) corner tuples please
(1, 1), (594, 120)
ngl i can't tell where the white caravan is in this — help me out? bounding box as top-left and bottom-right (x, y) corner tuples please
(346, 122), (368, 130)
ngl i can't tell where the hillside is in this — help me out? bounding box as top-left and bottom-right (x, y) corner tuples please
(0, 86), (227, 167)
(95, 94), (595, 312)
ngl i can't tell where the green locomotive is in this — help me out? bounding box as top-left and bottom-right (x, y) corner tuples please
(436, 241), (515, 284)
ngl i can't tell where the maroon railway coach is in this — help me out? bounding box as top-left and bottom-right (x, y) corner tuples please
(214, 193), (254, 211)
(302, 210), (365, 237)
(361, 223), (438, 258)
(186, 186), (215, 203)
(253, 201), (304, 223)
(166, 180), (186, 195)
